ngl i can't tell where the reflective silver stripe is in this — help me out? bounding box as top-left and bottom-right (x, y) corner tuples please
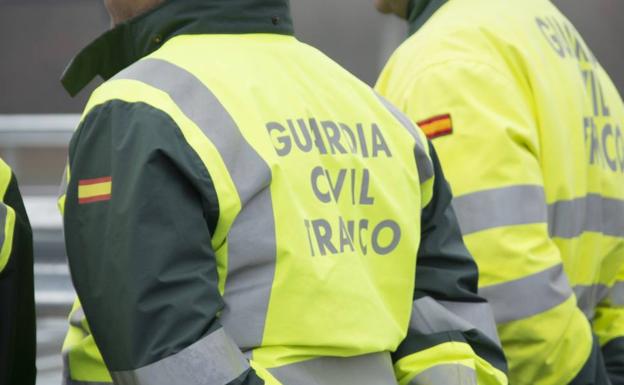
(609, 282), (624, 306)
(479, 264), (572, 324)
(62, 352), (112, 385)
(408, 364), (476, 385)
(59, 165), (69, 199)
(453, 187), (624, 237)
(452, 185), (547, 235)
(111, 328), (249, 385)
(574, 284), (609, 319)
(548, 194), (624, 238)
(223, 190), (276, 349)
(376, 95), (434, 184)
(411, 296), (500, 346)
(69, 306), (85, 327)
(115, 58), (277, 350)
(69, 306), (90, 335)
(268, 352), (396, 385)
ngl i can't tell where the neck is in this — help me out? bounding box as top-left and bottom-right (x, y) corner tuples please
(109, 0), (165, 26)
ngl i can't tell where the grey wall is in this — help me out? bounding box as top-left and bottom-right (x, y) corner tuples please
(291, 0), (405, 85)
(0, 0), (404, 114)
(553, 0), (624, 95)
(0, 0), (621, 114)
(0, 1), (109, 113)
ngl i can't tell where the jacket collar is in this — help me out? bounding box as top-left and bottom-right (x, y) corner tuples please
(61, 0), (293, 96)
(407, 0), (447, 35)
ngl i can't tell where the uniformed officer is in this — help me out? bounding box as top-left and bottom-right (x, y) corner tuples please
(58, 0), (508, 384)
(0, 158), (35, 385)
(375, 1), (624, 384)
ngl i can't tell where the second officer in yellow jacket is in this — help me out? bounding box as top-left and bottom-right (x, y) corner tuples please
(376, 0), (624, 384)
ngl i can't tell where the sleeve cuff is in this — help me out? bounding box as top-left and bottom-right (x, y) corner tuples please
(111, 328), (249, 385)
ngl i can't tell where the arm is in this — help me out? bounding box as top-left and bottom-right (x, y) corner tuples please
(378, 59), (606, 385)
(594, 265), (624, 385)
(0, 161), (35, 385)
(392, 141), (508, 385)
(63, 100), (262, 385)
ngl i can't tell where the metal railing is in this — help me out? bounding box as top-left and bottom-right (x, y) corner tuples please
(0, 114), (78, 147)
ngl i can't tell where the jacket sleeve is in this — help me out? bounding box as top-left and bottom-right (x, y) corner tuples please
(594, 266), (624, 385)
(0, 162), (36, 385)
(391, 141), (508, 385)
(378, 59), (609, 385)
(63, 100), (263, 385)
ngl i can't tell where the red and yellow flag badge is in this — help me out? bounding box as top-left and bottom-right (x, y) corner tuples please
(78, 177), (112, 204)
(417, 114), (453, 139)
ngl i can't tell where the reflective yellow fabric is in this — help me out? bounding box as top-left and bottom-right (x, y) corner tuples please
(63, 34), (435, 382)
(394, 342), (506, 385)
(0, 159), (15, 273)
(0, 159), (11, 199)
(151, 33), (426, 367)
(0, 206), (15, 275)
(595, 262), (624, 347)
(62, 301), (112, 382)
(496, 296), (591, 384)
(58, 164), (69, 214)
(376, 0), (624, 384)
(249, 361), (282, 385)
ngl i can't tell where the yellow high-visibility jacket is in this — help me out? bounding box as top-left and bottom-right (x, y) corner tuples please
(0, 159), (35, 385)
(57, 1), (508, 385)
(377, 0), (624, 384)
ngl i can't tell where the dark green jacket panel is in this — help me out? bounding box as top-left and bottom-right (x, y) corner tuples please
(400, 142), (508, 374)
(603, 336), (624, 385)
(417, 143), (480, 303)
(230, 370), (265, 385)
(64, 100), (231, 372)
(569, 335), (612, 385)
(0, 173), (36, 385)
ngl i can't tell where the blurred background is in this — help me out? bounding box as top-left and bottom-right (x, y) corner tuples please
(0, 0), (621, 383)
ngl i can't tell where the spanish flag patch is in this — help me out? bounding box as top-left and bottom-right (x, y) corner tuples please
(78, 177), (112, 204)
(417, 114), (453, 139)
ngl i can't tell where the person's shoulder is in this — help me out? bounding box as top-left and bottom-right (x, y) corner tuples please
(389, 0), (535, 84)
(76, 54), (188, 142)
(0, 158), (13, 199)
(72, 59), (184, 153)
(0, 158), (10, 173)
(0, 158), (11, 185)
(83, 61), (155, 117)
